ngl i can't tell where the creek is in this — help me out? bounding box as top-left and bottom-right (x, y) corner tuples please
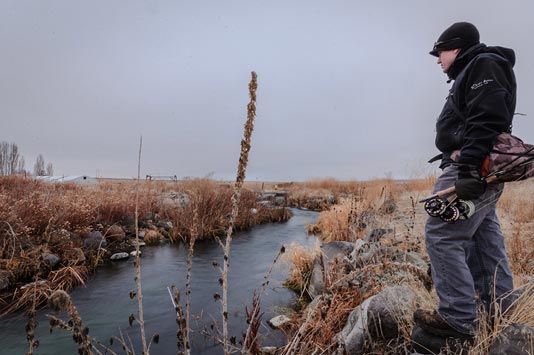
(0, 208), (319, 355)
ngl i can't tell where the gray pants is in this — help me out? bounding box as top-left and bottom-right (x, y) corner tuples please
(425, 165), (514, 335)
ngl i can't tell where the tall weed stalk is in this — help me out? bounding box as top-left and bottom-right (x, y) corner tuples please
(216, 71), (258, 354)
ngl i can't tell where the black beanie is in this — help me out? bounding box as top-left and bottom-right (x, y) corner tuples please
(429, 22), (480, 57)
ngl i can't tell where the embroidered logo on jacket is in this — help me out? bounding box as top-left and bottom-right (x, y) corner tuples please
(471, 79), (494, 90)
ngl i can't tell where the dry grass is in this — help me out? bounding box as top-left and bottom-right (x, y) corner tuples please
(0, 175), (290, 316)
(282, 242), (321, 301)
(283, 177), (533, 355)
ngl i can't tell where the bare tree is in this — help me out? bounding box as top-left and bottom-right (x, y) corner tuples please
(46, 162), (54, 176)
(18, 156), (25, 174)
(34, 154), (46, 176)
(0, 141), (22, 176)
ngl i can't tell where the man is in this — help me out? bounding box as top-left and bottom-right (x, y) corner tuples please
(413, 22), (517, 351)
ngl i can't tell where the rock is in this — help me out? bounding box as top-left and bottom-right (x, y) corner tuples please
(339, 296), (373, 355)
(0, 270), (10, 290)
(488, 323), (534, 355)
(339, 286), (422, 354)
(309, 241), (354, 298)
(267, 315), (291, 329)
(403, 252), (428, 270)
(323, 241), (354, 259)
(260, 346), (277, 354)
(83, 231), (107, 250)
(43, 253), (61, 269)
(364, 228), (393, 244)
(367, 286), (420, 339)
(130, 250), (141, 257)
(156, 220), (173, 230)
(353, 239), (366, 251)
(105, 225), (126, 241)
(110, 252), (129, 261)
(129, 240), (146, 247)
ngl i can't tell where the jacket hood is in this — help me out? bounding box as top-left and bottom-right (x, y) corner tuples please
(447, 43), (516, 80)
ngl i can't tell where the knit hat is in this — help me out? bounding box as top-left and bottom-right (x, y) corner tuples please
(429, 22), (480, 57)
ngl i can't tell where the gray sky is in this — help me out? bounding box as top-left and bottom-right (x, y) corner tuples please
(1, 0), (533, 181)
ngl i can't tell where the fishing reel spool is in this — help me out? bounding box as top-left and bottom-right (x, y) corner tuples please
(424, 197), (475, 223)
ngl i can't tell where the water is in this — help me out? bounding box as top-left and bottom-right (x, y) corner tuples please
(0, 209), (319, 355)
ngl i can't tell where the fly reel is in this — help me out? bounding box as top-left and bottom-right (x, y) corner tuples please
(423, 197), (475, 223)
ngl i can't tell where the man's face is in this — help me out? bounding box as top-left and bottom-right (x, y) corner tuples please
(437, 49), (460, 73)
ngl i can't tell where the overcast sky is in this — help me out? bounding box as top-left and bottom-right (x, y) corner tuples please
(1, 1), (533, 181)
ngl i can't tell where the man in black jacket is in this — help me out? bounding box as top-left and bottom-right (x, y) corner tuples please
(412, 22), (516, 351)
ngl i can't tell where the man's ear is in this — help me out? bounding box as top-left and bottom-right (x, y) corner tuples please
(453, 48), (461, 55)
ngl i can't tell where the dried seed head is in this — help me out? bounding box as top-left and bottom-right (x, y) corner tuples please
(47, 290), (71, 312)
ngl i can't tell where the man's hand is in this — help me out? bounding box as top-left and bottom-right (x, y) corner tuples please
(455, 165), (486, 200)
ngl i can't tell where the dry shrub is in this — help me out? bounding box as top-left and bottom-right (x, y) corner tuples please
(469, 281), (534, 355)
(498, 179), (534, 223)
(309, 193), (386, 242)
(1, 265), (88, 316)
(162, 178), (290, 241)
(283, 289), (362, 354)
(281, 242), (320, 299)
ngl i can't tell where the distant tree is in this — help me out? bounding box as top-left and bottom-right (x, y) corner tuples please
(34, 154), (46, 176)
(17, 156), (25, 175)
(46, 162), (54, 176)
(0, 141), (21, 176)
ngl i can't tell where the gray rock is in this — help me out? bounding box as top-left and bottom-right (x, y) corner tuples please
(364, 228), (392, 244)
(339, 286), (422, 354)
(110, 252), (129, 261)
(309, 242), (354, 298)
(339, 296), (373, 355)
(156, 220), (173, 230)
(308, 264), (329, 298)
(129, 241), (146, 247)
(43, 253), (61, 268)
(322, 241), (354, 261)
(83, 231), (107, 250)
(403, 252), (428, 270)
(260, 346), (277, 354)
(267, 315), (291, 329)
(488, 323), (534, 355)
(367, 286), (419, 339)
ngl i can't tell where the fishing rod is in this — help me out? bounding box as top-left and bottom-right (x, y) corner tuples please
(420, 154), (534, 223)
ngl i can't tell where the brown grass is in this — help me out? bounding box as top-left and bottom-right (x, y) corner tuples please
(0, 175), (290, 316)
(283, 177), (533, 355)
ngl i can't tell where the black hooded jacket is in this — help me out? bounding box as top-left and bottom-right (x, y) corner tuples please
(435, 43), (517, 169)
